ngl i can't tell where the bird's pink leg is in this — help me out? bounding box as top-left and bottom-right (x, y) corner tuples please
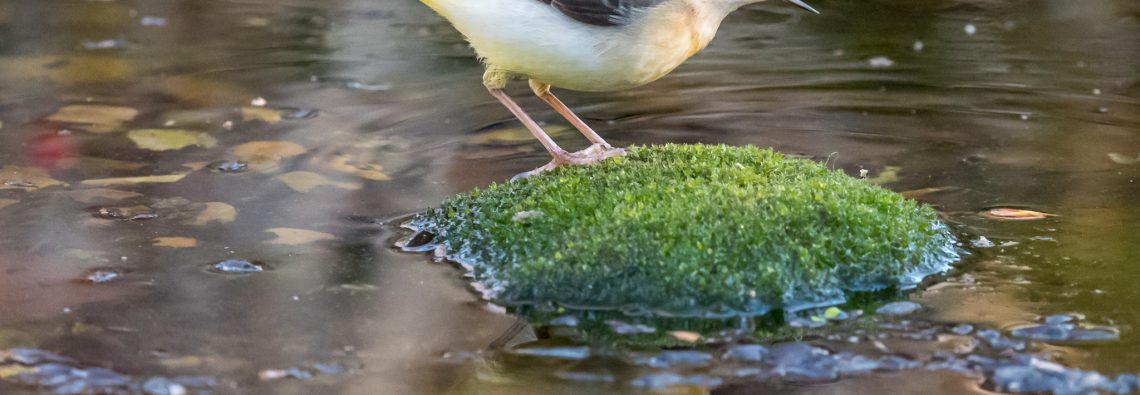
(487, 86), (623, 178)
(486, 87), (570, 162)
(529, 80), (612, 148)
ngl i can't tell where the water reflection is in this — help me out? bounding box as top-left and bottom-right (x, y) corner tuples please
(0, 0), (1138, 393)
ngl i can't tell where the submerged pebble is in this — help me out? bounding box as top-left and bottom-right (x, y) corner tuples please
(951, 324), (975, 335)
(722, 344), (767, 362)
(211, 259), (263, 274)
(766, 342), (838, 381)
(876, 301), (922, 315)
(92, 206), (158, 221)
(142, 377), (186, 395)
(991, 356), (1129, 395)
(258, 368), (312, 381)
(310, 362), (351, 375)
(556, 371), (616, 383)
(2, 348), (71, 365)
(85, 269), (120, 283)
(977, 329), (1026, 351)
(606, 320), (655, 335)
(632, 351), (713, 369)
(2, 349), (219, 394)
(281, 108), (320, 120)
(548, 315), (579, 327)
(629, 373), (722, 389)
(1010, 315), (1119, 343)
(213, 160), (248, 173)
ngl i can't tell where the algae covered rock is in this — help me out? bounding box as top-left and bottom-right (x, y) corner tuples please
(409, 144), (958, 317)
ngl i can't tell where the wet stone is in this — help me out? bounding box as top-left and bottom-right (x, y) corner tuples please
(211, 259), (263, 274)
(876, 301), (922, 316)
(2, 348), (72, 365)
(555, 371), (615, 383)
(789, 317), (827, 328)
(951, 323), (974, 335)
(310, 362), (350, 375)
(606, 320), (655, 335)
(280, 108), (320, 120)
(92, 206), (158, 221)
(80, 367), (132, 387)
(1045, 314), (1077, 325)
(833, 353), (881, 375)
(548, 315), (579, 327)
(510, 346), (590, 360)
(258, 368), (313, 381)
(142, 377), (186, 395)
(722, 344), (767, 363)
(1010, 324), (1074, 341)
(976, 329), (1026, 351)
(1009, 315), (1119, 343)
(629, 373), (722, 389)
(925, 358), (979, 378)
(877, 355), (921, 372)
(990, 357), (1126, 395)
(632, 351), (713, 369)
(398, 231), (435, 251)
(213, 160), (249, 173)
(10, 364), (131, 394)
(84, 269), (120, 283)
(1116, 375), (1140, 393)
(766, 342), (838, 381)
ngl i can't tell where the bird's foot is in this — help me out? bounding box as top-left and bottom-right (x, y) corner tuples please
(511, 144), (625, 180)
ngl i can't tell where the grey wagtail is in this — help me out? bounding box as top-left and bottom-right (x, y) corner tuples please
(420, 0), (819, 176)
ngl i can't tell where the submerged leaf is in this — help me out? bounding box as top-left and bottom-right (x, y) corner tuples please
(0, 364), (37, 379)
(57, 157), (147, 171)
(241, 107), (283, 124)
(266, 228), (336, 245)
(80, 173), (187, 186)
(231, 141), (306, 162)
(230, 141), (307, 172)
(66, 189), (143, 204)
(127, 129), (217, 151)
(471, 126), (571, 146)
(276, 171), (360, 193)
(44, 104), (138, 134)
(1107, 153), (1139, 165)
(153, 237), (199, 248)
(982, 208), (1057, 220)
(188, 202), (237, 226)
(3, 55), (134, 85)
(0, 165), (66, 191)
(0, 198), (17, 210)
(669, 331), (702, 343)
(314, 155), (391, 181)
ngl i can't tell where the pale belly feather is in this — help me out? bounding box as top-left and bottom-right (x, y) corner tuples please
(423, 0), (704, 92)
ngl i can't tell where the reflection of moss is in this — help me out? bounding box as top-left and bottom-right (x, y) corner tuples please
(412, 144), (957, 317)
(512, 305), (789, 348)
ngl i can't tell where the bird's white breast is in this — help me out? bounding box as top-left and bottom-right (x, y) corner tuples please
(423, 0), (724, 92)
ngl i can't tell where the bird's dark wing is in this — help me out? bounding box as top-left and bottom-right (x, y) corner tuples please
(537, 0), (667, 26)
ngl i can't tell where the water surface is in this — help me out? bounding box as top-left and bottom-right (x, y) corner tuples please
(1, 0), (1138, 393)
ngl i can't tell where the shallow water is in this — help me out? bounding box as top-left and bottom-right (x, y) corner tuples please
(0, 0), (1138, 393)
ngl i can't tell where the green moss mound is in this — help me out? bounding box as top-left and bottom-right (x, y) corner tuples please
(409, 144), (958, 317)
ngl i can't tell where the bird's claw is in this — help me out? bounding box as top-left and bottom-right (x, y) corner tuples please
(511, 144), (625, 181)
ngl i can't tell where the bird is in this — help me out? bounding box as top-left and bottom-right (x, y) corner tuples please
(419, 0), (820, 177)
